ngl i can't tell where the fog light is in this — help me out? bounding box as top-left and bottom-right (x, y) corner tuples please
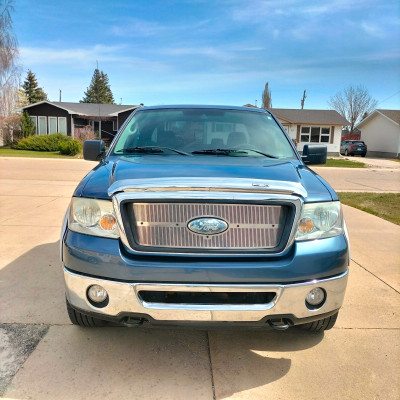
(87, 285), (108, 303)
(306, 287), (326, 307)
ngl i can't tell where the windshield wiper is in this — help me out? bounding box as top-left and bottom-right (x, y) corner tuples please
(191, 149), (248, 155)
(235, 148), (278, 158)
(116, 146), (189, 155)
(191, 148), (277, 158)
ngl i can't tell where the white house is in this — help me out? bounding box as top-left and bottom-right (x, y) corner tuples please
(356, 109), (400, 158)
(269, 108), (349, 155)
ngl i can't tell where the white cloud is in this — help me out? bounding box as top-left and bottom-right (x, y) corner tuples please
(109, 18), (212, 38)
(360, 21), (386, 38)
(229, 0), (379, 22)
(20, 45), (125, 66)
(19, 45), (170, 72)
(110, 19), (167, 37)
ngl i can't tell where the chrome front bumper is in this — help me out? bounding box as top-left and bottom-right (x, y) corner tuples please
(64, 267), (348, 324)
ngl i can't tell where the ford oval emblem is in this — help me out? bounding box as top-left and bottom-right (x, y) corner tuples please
(187, 218), (228, 235)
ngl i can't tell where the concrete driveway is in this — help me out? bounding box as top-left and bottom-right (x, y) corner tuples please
(0, 157), (399, 399)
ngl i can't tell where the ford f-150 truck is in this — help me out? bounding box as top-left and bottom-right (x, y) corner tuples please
(61, 105), (349, 332)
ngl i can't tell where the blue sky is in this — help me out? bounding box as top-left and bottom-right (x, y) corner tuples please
(13, 0), (400, 109)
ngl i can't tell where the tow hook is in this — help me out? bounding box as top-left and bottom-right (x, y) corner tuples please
(121, 317), (145, 327)
(268, 319), (291, 330)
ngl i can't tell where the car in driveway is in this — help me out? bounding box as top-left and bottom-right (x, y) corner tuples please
(60, 105), (350, 333)
(340, 140), (367, 157)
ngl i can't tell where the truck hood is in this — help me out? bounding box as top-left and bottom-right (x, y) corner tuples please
(75, 155), (334, 202)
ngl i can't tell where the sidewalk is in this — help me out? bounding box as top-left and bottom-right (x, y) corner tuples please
(331, 155), (400, 169)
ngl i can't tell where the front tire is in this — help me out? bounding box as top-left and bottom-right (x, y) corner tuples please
(299, 312), (338, 332)
(66, 299), (107, 327)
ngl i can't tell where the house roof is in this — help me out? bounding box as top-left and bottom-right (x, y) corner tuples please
(20, 101), (140, 117)
(357, 109), (400, 128)
(243, 104), (258, 108)
(269, 108), (349, 125)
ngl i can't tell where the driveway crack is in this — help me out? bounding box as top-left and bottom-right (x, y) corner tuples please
(206, 331), (216, 400)
(351, 258), (400, 295)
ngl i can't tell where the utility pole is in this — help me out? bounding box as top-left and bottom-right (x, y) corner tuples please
(301, 90), (307, 109)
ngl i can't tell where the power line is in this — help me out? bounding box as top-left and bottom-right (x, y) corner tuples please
(376, 90), (400, 107)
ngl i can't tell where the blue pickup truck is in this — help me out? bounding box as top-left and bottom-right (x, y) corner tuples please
(61, 105), (349, 332)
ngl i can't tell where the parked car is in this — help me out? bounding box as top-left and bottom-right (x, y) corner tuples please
(61, 105), (349, 333)
(340, 140), (367, 157)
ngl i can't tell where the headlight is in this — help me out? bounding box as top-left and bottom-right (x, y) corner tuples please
(295, 201), (343, 241)
(69, 198), (119, 239)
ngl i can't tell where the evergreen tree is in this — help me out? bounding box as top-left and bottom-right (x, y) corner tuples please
(21, 110), (35, 137)
(22, 70), (47, 104)
(261, 82), (272, 109)
(80, 68), (115, 104)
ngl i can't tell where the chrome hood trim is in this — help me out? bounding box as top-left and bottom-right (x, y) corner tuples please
(108, 177), (307, 198)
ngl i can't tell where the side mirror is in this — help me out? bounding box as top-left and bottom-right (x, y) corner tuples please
(302, 144), (327, 165)
(83, 140), (106, 161)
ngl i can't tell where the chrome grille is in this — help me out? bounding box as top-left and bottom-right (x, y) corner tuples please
(129, 202), (287, 250)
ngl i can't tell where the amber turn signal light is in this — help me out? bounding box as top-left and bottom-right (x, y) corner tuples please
(100, 214), (117, 231)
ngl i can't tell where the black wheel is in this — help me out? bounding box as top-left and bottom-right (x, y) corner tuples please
(299, 312), (338, 332)
(66, 299), (107, 327)
(344, 149), (348, 156)
(361, 154), (366, 157)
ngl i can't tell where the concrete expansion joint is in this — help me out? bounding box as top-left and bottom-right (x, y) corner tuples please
(1, 322), (50, 327)
(351, 258), (400, 295)
(206, 331), (216, 400)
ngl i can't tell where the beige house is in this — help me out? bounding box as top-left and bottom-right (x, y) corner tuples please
(356, 109), (400, 158)
(270, 108), (349, 155)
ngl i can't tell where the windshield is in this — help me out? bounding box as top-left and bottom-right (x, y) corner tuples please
(112, 108), (296, 159)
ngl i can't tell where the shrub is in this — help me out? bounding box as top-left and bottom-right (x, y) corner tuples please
(59, 139), (82, 156)
(21, 111), (35, 137)
(15, 133), (71, 151)
(74, 125), (98, 142)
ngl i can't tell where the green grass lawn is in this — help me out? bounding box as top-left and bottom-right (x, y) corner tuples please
(338, 192), (400, 225)
(315, 158), (365, 168)
(0, 148), (80, 158)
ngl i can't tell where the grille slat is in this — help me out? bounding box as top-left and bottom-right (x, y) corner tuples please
(129, 203), (286, 251)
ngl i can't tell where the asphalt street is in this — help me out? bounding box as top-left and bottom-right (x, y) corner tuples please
(0, 157), (399, 400)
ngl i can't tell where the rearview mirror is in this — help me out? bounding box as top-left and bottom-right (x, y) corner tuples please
(83, 140), (106, 161)
(302, 144), (327, 165)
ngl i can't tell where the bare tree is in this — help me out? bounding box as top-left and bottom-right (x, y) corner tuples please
(0, 0), (19, 115)
(0, 0), (20, 144)
(328, 85), (377, 134)
(261, 82), (272, 109)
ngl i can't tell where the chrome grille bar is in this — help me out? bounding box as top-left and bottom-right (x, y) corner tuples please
(130, 203), (286, 249)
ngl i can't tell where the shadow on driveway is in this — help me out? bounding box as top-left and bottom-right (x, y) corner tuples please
(1, 241), (323, 399)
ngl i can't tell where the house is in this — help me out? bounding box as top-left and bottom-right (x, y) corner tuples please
(356, 109), (400, 158)
(269, 108), (349, 155)
(19, 101), (140, 144)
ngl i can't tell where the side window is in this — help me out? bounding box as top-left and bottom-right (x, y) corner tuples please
(300, 127), (310, 142)
(58, 117), (67, 135)
(38, 116), (47, 135)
